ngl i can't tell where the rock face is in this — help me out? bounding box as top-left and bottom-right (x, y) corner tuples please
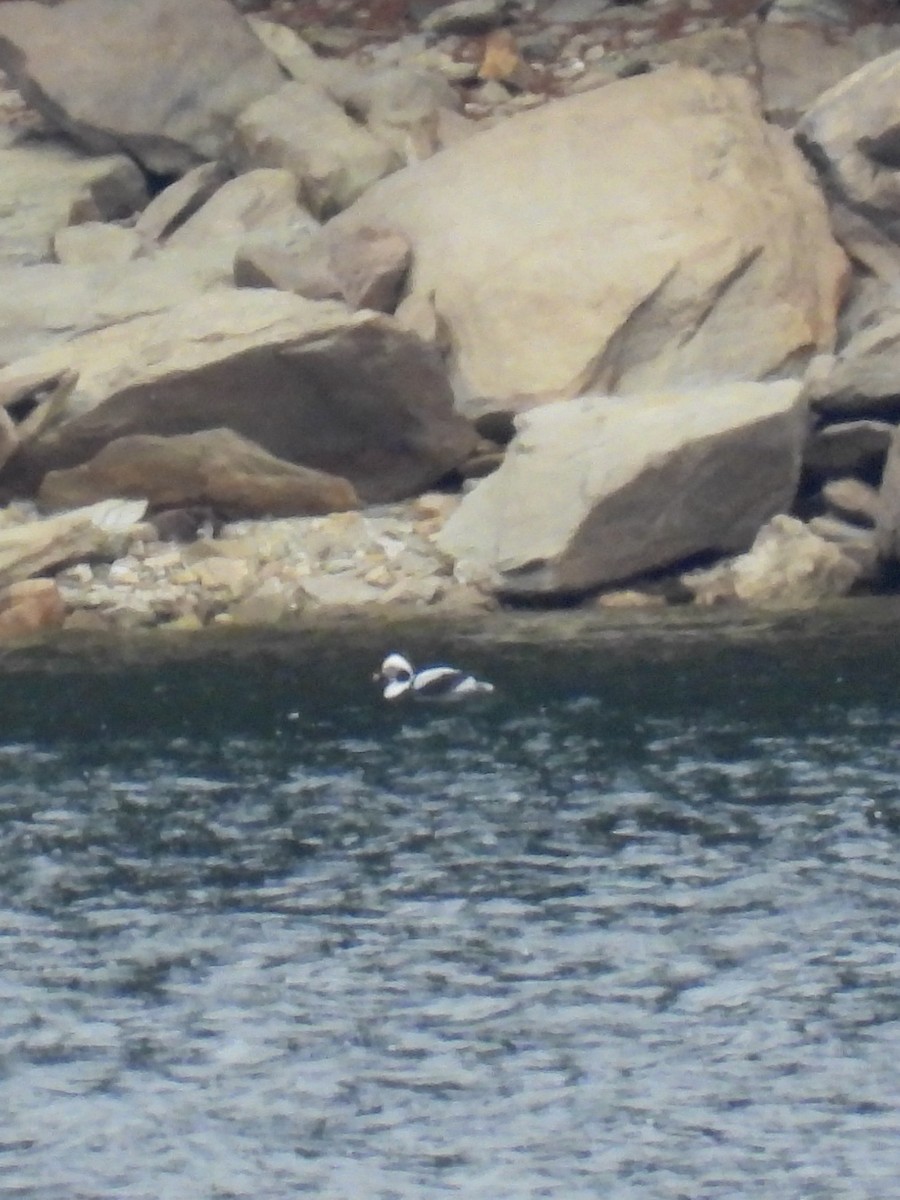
(796, 48), (900, 240)
(38, 428), (360, 518)
(325, 67), (847, 407)
(436, 381), (807, 595)
(0, 290), (478, 503)
(0, 0), (284, 176)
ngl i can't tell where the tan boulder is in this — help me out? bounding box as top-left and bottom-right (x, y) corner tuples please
(435, 381), (807, 596)
(0, 290), (478, 503)
(0, 0), (284, 175)
(323, 67), (846, 408)
(38, 429), (360, 519)
(0, 577), (65, 639)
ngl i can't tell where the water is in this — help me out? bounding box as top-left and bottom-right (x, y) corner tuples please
(1, 611), (899, 1199)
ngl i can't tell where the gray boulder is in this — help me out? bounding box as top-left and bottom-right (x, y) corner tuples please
(0, 289), (478, 503)
(435, 381), (807, 596)
(0, 0), (285, 175)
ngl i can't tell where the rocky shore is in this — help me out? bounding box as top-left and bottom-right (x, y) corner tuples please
(3, 0), (900, 640)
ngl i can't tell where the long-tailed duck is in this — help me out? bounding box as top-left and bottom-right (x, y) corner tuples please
(374, 652), (494, 701)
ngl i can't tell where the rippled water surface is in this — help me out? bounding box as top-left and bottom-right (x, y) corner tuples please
(1, 614), (899, 1199)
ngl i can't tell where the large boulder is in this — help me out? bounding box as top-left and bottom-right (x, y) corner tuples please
(796, 48), (900, 240)
(0, 140), (147, 266)
(435, 381), (807, 596)
(0, 0), (285, 176)
(323, 67), (846, 409)
(0, 290), (478, 503)
(38, 428), (360, 518)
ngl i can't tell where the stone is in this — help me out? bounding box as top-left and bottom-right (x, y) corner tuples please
(0, 406), (17, 475)
(235, 224), (411, 311)
(324, 68), (846, 408)
(231, 82), (399, 220)
(828, 203), (900, 287)
(807, 515), (879, 578)
(133, 163), (231, 245)
(683, 515), (864, 606)
(233, 230), (337, 298)
(329, 65), (460, 165)
(805, 314), (900, 416)
(38, 428), (360, 518)
(0, 577), (65, 639)
(755, 23), (900, 128)
(0, 0), (285, 176)
(820, 477), (880, 526)
(421, 0), (516, 36)
(796, 48), (900, 241)
(163, 168), (320, 275)
(0, 497), (146, 587)
(0, 289), (478, 504)
(764, 0), (853, 25)
(328, 227), (412, 313)
(53, 222), (143, 266)
(875, 428), (900, 560)
(0, 252), (233, 367)
(0, 140), (147, 266)
(435, 381), (807, 596)
(804, 418), (893, 475)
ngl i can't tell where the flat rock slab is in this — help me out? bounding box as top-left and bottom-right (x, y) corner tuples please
(38, 428), (360, 519)
(0, 0), (284, 175)
(0, 252), (233, 366)
(436, 380), (807, 595)
(0, 289), (478, 504)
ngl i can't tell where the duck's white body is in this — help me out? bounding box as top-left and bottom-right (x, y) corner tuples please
(374, 653), (494, 701)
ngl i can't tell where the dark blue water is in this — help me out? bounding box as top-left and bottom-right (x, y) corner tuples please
(1, 612), (899, 1199)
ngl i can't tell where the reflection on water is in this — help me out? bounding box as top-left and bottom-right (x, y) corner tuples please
(1, 616), (899, 1199)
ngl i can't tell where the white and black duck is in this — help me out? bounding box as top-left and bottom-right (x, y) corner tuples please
(374, 652), (495, 701)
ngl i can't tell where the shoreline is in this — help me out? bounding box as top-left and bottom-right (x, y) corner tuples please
(2, 591), (900, 673)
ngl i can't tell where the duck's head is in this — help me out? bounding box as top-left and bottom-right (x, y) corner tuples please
(373, 652), (415, 698)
